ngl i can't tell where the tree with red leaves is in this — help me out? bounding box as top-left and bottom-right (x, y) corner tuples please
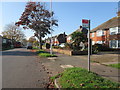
(16, 2), (58, 49)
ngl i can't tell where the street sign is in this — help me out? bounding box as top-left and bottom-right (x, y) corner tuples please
(82, 19), (89, 28)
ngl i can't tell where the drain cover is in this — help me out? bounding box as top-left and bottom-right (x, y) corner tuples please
(60, 65), (74, 68)
(48, 57), (57, 60)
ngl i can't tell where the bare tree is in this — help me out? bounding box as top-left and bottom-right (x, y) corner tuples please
(2, 23), (26, 42)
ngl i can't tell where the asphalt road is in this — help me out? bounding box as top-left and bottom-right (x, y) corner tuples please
(2, 48), (49, 88)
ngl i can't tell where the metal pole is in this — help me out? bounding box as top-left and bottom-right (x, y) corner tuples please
(50, 0), (53, 54)
(88, 20), (90, 72)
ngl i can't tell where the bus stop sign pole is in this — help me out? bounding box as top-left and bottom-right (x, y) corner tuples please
(88, 20), (90, 72)
(82, 19), (91, 72)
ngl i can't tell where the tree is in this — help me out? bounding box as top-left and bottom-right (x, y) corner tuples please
(71, 32), (87, 51)
(15, 2), (58, 49)
(28, 36), (36, 43)
(2, 23), (26, 42)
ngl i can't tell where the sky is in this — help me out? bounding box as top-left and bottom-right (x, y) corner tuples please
(0, 2), (118, 40)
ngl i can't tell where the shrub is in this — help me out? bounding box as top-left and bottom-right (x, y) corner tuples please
(92, 44), (112, 52)
(65, 43), (73, 50)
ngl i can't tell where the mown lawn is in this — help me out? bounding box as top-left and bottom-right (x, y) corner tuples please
(38, 53), (57, 57)
(109, 63), (120, 69)
(51, 67), (120, 88)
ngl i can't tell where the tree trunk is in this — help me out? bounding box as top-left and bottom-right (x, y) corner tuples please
(39, 36), (42, 49)
(38, 30), (42, 49)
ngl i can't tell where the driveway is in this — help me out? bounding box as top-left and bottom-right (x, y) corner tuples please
(2, 48), (49, 88)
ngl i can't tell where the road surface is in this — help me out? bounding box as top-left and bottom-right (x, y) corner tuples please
(2, 48), (49, 88)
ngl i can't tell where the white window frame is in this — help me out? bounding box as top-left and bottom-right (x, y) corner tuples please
(109, 27), (118, 35)
(96, 30), (104, 37)
(92, 41), (95, 45)
(118, 40), (120, 48)
(67, 36), (71, 40)
(118, 27), (120, 34)
(109, 40), (120, 48)
(2, 39), (7, 44)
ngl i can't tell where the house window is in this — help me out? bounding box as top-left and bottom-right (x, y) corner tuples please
(118, 27), (120, 34)
(118, 40), (120, 48)
(96, 30), (104, 36)
(92, 41), (95, 45)
(110, 27), (118, 35)
(67, 36), (71, 40)
(109, 40), (117, 48)
(96, 41), (103, 44)
(2, 39), (7, 43)
(91, 33), (94, 37)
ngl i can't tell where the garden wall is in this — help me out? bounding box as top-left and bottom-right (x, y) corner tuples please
(52, 48), (88, 56)
(52, 49), (72, 56)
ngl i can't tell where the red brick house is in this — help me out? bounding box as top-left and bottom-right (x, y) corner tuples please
(45, 32), (67, 46)
(90, 12), (120, 49)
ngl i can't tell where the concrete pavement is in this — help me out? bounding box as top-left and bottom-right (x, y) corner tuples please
(40, 50), (120, 83)
(2, 48), (49, 88)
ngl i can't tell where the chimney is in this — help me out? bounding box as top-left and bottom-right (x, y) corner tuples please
(80, 26), (82, 29)
(63, 32), (66, 35)
(118, 1), (120, 16)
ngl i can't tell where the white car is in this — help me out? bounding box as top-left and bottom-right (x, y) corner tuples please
(59, 43), (65, 47)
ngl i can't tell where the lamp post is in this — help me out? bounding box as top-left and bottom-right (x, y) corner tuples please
(50, 0), (53, 54)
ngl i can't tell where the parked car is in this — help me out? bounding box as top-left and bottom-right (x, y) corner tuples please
(14, 42), (22, 48)
(27, 42), (33, 49)
(59, 43), (65, 48)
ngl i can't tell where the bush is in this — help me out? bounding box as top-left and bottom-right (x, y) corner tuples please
(65, 43), (73, 50)
(92, 44), (112, 52)
(38, 53), (57, 57)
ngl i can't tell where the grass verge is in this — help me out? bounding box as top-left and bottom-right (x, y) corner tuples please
(36, 49), (46, 54)
(109, 63), (120, 69)
(32, 47), (39, 50)
(51, 67), (120, 88)
(36, 49), (57, 57)
(38, 53), (57, 57)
